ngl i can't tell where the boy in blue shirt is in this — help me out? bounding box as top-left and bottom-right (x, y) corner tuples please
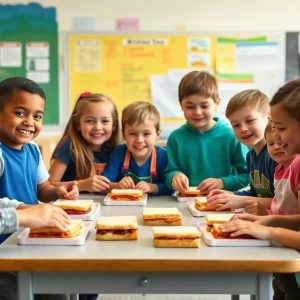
(207, 89), (278, 214)
(165, 71), (249, 194)
(103, 101), (173, 195)
(0, 77), (79, 243)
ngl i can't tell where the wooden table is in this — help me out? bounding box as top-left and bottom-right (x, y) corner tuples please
(1, 195), (299, 300)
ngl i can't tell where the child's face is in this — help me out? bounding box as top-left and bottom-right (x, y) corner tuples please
(181, 94), (220, 131)
(271, 103), (300, 156)
(123, 119), (160, 162)
(0, 90), (44, 149)
(266, 131), (295, 166)
(229, 106), (269, 151)
(77, 101), (114, 151)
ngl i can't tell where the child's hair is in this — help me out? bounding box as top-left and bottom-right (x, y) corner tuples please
(0, 77), (46, 110)
(53, 93), (120, 179)
(121, 101), (160, 133)
(178, 71), (219, 103)
(225, 89), (270, 119)
(264, 122), (274, 139)
(270, 78), (300, 122)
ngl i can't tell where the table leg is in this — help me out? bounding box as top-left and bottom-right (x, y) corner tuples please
(257, 272), (272, 300)
(250, 296), (256, 300)
(231, 296), (240, 300)
(70, 294), (79, 300)
(18, 271), (34, 300)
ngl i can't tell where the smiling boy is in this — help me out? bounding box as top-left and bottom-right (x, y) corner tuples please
(164, 71), (249, 194)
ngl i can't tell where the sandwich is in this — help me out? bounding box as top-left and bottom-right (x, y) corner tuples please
(29, 220), (82, 238)
(194, 197), (231, 211)
(205, 214), (235, 233)
(210, 223), (254, 240)
(178, 187), (205, 197)
(153, 226), (200, 248)
(142, 207), (183, 226)
(110, 189), (143, 201)
(96, 216), (138, 240)
(53, 199), (93, 215)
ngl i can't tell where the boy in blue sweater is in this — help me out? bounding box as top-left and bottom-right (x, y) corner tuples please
(165, 71), (249, 194)
(103, 101), (173, 196)
(207, 89), (278, 214)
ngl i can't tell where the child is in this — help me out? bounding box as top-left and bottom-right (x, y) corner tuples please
(0, 77), (78, 243)
(49, 92), (121, 193)
(103, 101), (173, 195)
(208, 123), (298, 216)
(164, 71), (249, 194)
(221, 78), (300, 299)
(207, 90), (278, 211)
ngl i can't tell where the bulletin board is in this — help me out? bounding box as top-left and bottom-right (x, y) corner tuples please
(0, 3), (59, 125)
(66, 32), (285, 127)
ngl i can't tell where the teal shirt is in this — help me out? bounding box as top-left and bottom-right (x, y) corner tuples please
(165, 118), (249, 191)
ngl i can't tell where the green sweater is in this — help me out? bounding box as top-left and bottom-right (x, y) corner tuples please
(165, 118), (249, 191)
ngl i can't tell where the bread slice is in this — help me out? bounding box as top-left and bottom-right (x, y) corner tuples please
(53, 199), (93, 214)
(29, 220), (82, 238)
(205, 214), (235, 225)
(153, 226), (200, 248)
(178, 187), (205, 197)
(142, 207), (183, 225)
(110, 189), (143, 201)
(96, 216), (138, 240)
(194, 197), (223, 211)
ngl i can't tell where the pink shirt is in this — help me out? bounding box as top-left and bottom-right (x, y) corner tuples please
(270, 155), (300, 215)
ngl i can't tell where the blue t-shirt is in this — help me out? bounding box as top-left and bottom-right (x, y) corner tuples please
(0, 142), (49, 242)
(103, 144), (173, 196)
(53, 139), (110, 181)
(235, 145), (278, 197)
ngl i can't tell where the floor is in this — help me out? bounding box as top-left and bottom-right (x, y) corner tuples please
(97, 295), (251, 300)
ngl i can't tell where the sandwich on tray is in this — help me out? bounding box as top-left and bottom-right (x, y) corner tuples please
(194, 197), (232, 211)
(53, 199), (93, 215)
(205, 214), (253, 239)
(29, 219), (82, 238)
(110, 189), (143, 201)
(153, 226), (200, 248)
(178, 187), (205, 197)
(142, 207), (183, 226)
(96, 216), (138, 240)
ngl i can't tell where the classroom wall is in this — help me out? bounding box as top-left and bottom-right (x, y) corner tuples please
(2, 0), (300, 133)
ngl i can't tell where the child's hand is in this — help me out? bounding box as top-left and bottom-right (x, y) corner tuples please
(16, 204), (71, 231)
(82, 175), (110, 192)
(119, 177), (135, 189)
(198, 178), (224, 194)
(135, 181), (158, 194)
(219, 219), (272, 240)
(57, 181), (79, 200)
(245, 201), (269, 216)
(207, 190), (242, 210)
(230, 213), (262, 222)
(172, 173), (189, 193)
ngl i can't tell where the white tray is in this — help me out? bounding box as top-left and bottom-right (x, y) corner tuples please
(187, 202), (242, 217)
(17, 221), (92, 246)
(67, 203), (100, 220)
(176, 192), (196, 203)
(103, 193), (148, 206)
(197, 223), (271, 247)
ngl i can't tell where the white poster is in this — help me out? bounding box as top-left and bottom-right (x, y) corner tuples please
(0, 42), (22, 67)
(26, 71), (50, 83)
(26, 42), (49, 58)
(26, 58), (49, 71)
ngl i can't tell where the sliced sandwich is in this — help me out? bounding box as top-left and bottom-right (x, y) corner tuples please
(210, 223), (254, 240)
(53, 199), (93, 215)
(29, 220), (82, 238)
(194, 197), (229, 211)
(205, 214), (235, 232)
(110, 189), (143, 201)
(96, 216), (138, 240)
(153, 226), (200, 248)
(178, 187), (205, 197)
(142, 207), (183, 226)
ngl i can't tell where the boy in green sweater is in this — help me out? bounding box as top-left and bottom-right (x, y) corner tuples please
(165, 71), (249, 194)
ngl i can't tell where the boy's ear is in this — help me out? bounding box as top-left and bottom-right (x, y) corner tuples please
(267, 112), (271, 122)
(215, 98), (221, 109)
(156, 130), (161, 139)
